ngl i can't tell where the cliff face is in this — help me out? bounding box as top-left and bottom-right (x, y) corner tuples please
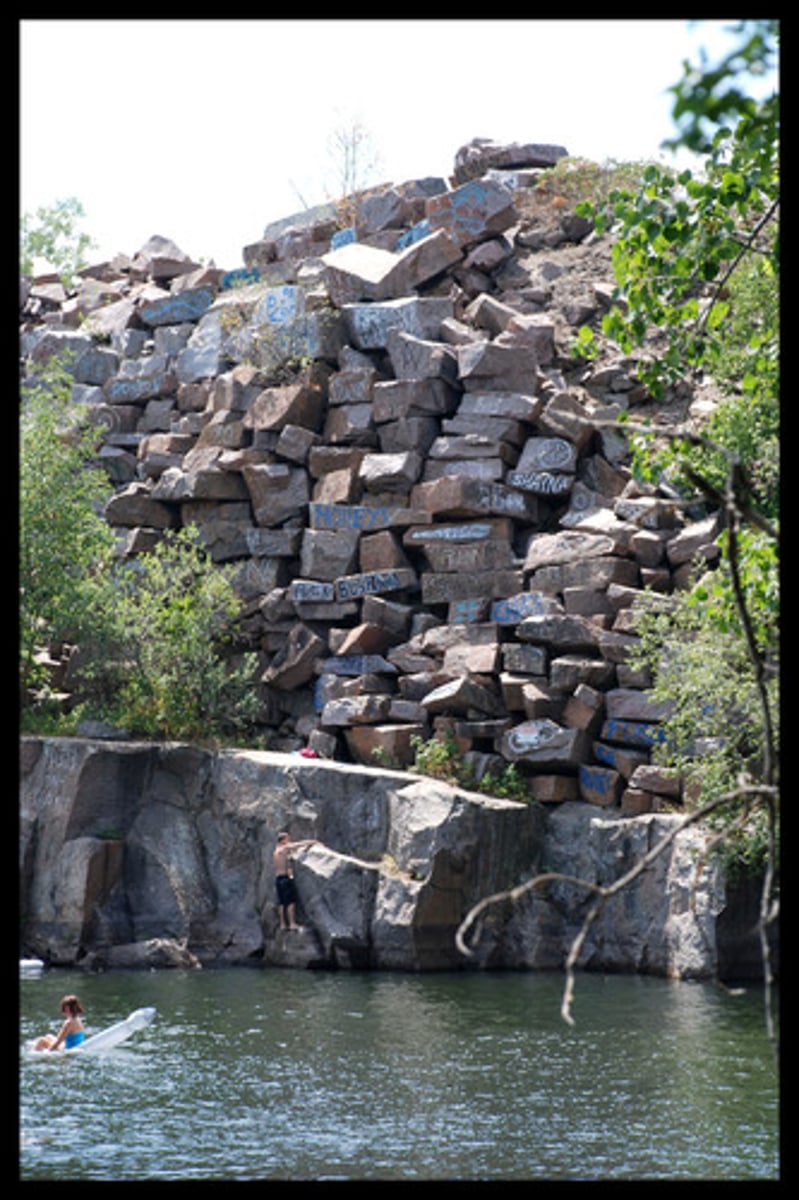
(20, 735), (735, 979)
(21, 140), (723, 818)
(21, 140), (767, 979)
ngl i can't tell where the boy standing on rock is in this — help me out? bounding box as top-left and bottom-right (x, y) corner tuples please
(274, 832), (316, 931)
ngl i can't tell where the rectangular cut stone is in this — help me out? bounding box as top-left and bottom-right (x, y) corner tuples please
(442, 642), (500, 676)
(242, 463), (309, 527)
(628, 764), (682, 798)
(620, 788), (655, 816)
(442, 415), (526, 445)
(558, 557), (640, 590)
(600, 719), (666, 749)
(456, 390), (543, 424)
(335, 567), (418, 602)
(517, 614), (599, 651)
(592, 741), (649, 780)
(524, 531), (617, 572)
(579, 764), (623, 807)
(378, 416), (440, 456)
(329, 368), (376, 407)
(289, 579), (335, 604)
(508, 470), (574, 497)
(298, 524), (359, 581)
(522, 681), (563, 720)
(404, 518), (513, 547)
(139, 286), (214, 327)
(251, 284), (304, 326)
(501, 720), (591, 766)
(422, 459), (506, 484)
(309, 502), (423, 532)
(315, 495), (389, 529)
(373, 378), (458, 423)
(490, 591), (562, 625)
(448, 598), (491, 624)
(421, 569), (523, 604)
(562, 684), (605, 733)
(421, 539), (514, 573)
(501, 643), (548, 675)
(425, 178), (517, 247)
(411, 476), (539, 521)
(317, 655), (397, 676)
(321, 242), (399, 306)
(516, 436), (578, 474)
(386, 329), (459, 383)
(530, 775), (579, 803)
(359, 450), (423, 494)
(605, 687), (672, 723)
(323, 403), (376, 445)
(243, 383), (324, 433)
(549, 656), (616, 692)
(382, 229), (463, 296)
(321, 694), (392, 727)
(421, 676), (500, 716)
(345, 723), (426, 769)
(358, 530), (408, 574)
(343, 296), (454, 350)
(458, 341), (539, 393)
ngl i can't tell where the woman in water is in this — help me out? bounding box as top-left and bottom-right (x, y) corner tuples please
(33, 994), (86, 1052)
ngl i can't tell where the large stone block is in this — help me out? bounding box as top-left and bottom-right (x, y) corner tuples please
(500, 719), (591, 767)
(103, 481), (178, 529)
(343, 296), (454, 350)
(359, 451), (423, 494)
(579, 763), (623, 807)
(425, 177), (517, 246)
(457, 341), (539, 393)
(421, 569), (523, 605)
(421, 676), (501, 716)
(421, 537), (514, 574)
(411, 475), (539, 521)
(335, 567), (418, 603)
(139, 286), (215, 327)
(452, 137), (568, 183)
(344, 724), (426, 769)
(516, 613), (599, 652)
(373, 378), (458, 423)
(386, 328), (459, 383)
(300, 527), (360, 581)
(243, 463), (309, 526)
(524, 530), (617, 572)
(261, 623), (326, 690)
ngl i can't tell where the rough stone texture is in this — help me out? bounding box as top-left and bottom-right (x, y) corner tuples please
(20, 144), (758, 978)
(19, 737), (755, 980)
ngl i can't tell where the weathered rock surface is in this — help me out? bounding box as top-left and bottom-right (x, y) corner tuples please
(20, 736), (757, 979)
(21, 137), (766, 978)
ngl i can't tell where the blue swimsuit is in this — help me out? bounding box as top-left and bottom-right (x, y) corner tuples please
(64, 1030), (85, 1049)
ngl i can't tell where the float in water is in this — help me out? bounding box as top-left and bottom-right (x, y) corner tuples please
(26, 1007), (156, 1057)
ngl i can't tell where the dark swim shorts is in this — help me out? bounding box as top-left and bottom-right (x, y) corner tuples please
(276, 875), (296, 906)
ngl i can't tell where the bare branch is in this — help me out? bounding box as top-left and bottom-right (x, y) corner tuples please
(456, 785), (778, 1029)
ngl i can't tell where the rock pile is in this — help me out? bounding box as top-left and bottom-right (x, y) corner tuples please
(20, 138), (723, 816)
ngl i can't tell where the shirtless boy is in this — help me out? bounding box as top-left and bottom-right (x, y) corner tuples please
(274, 832), (316, 930)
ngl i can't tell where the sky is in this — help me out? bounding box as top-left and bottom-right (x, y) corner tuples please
(20, 18), (778, 273)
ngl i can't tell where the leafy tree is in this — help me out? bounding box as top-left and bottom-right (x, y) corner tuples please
(20, 356), (260, 743)
(458, 22), (780, 1038)
(571, 19), (779, 845)
(20, 196), (96, 286)
(101, 527), (260, 743)
(19, 355), (117, 701)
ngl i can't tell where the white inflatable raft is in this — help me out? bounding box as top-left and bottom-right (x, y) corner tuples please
(27, 1006), (156, 1057)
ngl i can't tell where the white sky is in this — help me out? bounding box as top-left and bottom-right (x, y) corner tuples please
(20, 18), (777, 272)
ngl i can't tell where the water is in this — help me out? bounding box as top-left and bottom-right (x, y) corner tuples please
(20, 966), (779, 1181)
